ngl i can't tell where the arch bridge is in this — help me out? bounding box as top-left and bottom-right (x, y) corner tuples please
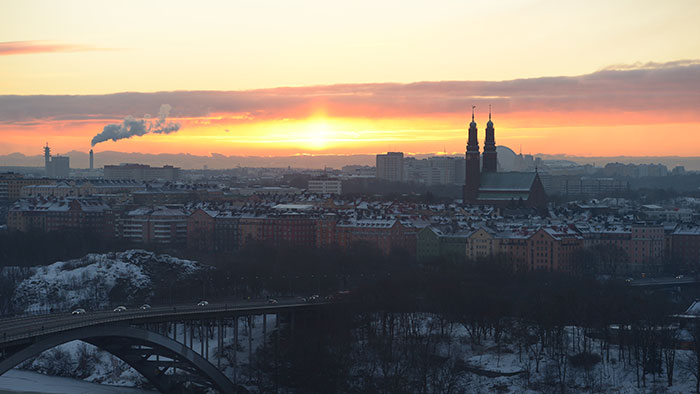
(0, 300), (327, 393)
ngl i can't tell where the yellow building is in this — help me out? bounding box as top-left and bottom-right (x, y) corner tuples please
(465, 226), (501, 260)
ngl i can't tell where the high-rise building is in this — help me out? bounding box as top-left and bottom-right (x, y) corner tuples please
(49, 156), (70, 178)
(376, 152), (404, 182)
(43, 144), (70, 178)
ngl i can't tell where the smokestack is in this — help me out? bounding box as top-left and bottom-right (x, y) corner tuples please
(89, 149), (94, 170)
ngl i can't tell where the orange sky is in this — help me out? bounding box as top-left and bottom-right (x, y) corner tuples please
(1, 1), (700, 159)
(2, 110), (699, 158)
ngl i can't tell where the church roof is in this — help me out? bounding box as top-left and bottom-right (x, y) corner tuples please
(477, 192), (531, 201)
(478, 172), (538, 192)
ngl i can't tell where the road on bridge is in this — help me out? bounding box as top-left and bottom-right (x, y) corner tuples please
(0, 298), (323, 347)
(628, 276), (698, 287)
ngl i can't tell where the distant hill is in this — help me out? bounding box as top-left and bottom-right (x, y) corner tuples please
(1, 149), (699, 170)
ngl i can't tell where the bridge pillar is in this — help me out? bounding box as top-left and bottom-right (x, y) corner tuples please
(205, 321), (209, 360)
(217, 320), (222, 369)
(233, 316), (238, 384)
(200, 321), (204, 356)
(247, 315), (253, 379)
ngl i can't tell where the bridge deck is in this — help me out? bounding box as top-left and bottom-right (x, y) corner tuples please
(0, 299), (327, 348)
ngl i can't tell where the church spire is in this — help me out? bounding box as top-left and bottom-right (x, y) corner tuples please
(464, 106), (481, 204)
(483, 104), (497, 172)
(467, 105), (478, 151)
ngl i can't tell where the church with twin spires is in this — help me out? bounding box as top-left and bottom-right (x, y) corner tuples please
(462, 107), (547, 212)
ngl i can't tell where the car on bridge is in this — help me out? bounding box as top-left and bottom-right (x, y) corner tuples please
(307, 294), (320, 302)
(197, 300), (209, 307)
(267, 298), (278, 304)
(139, 304), (151, 310)
(71, 308), (86, 315)
(113, 306), (127, 312)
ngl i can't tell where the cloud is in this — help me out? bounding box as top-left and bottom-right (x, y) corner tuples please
(598, 59), (700, 71)
(0, 40), (107, 56)
(1, 60), (699, 125)
(90, 104), (181, 146)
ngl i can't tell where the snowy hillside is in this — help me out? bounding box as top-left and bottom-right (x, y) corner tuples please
(12, 250), (209, 314)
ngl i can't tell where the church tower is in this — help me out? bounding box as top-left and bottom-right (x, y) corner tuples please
(44, 143), (51, 177)
(463, 106), (480, 203)
(482, 105), (497, 172)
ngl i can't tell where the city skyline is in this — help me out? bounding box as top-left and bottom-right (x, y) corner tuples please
(1, 1), (699, 159)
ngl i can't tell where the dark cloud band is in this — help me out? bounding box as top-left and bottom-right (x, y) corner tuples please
(1, 60), (698, 124)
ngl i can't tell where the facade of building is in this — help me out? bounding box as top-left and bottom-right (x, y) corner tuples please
(524, 227), (584, 272)
(213, 212), (241, 253)
(417, 226), (470, 260)
(0, 173), (55, 201)
(335, 218), (418, 255)
(114, 206), (188, 244)
(8, 197), (112, 236)
(48, 156), (70, 179)
(403, 156), (466, 186)
(576, 222), (665, 271)
(308, 177), (342, 194)
(465, 227), (501, 260)
(187, 208), (217, 251)
(546, 176), (629, 197)
(671, 225), (700, 269)
(376, 152), (404, 182)
(104, 164), (181, 181)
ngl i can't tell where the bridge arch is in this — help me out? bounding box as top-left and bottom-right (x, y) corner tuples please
(0, 325), (236, 393)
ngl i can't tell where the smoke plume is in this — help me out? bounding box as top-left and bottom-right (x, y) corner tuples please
(91, 104), (181, 146)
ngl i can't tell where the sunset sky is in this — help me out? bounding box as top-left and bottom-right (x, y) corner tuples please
(1, 0), (699, 159)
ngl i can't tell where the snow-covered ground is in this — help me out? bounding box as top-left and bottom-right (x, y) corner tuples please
(0, 370), (155, 394)
(11, 250), (207, 314)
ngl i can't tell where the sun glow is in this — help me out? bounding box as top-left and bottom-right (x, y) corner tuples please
(303, 121), (330, 150)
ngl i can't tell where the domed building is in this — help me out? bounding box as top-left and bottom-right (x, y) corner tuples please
(495, 145), (517, 171)
(462, 107), (547, 212)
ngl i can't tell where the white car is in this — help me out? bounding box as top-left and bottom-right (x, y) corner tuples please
(139, 304), (151, 310)
(268, 298), (278, 304)
(113, 306), (127, 312)
(71, 308), (86, 315)
(197, 300), (209, 307)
